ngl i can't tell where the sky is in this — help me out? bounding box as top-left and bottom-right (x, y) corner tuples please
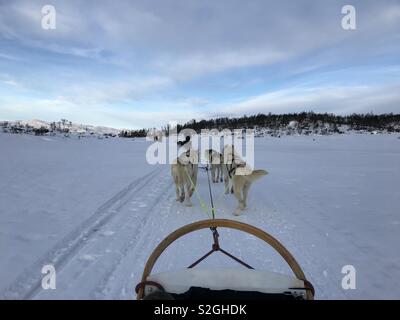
(0, 0), (399, 129)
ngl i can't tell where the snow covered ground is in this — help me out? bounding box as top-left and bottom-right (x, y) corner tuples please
(0, 132), (399, 299)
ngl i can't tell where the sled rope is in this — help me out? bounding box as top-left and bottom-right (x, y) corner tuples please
(184, 166), (212, 219)
(186, 140), (254, 270)
(205, 165), (216, 219)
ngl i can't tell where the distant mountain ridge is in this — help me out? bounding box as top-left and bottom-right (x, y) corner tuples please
(0, 119), (121, 136)
(2, 112), (400, 138)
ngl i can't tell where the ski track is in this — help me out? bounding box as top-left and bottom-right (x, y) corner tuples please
(2, 167), (163, 299)
(35, 166), (175, 299)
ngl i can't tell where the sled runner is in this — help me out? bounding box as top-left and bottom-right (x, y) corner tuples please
(135, 219), (314, 300)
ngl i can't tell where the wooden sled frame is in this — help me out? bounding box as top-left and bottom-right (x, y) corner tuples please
(137, 219), (314, 300)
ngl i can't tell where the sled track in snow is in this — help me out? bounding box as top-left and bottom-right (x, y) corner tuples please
(1, 167), (163, 299)
(92, 174), (174, 297)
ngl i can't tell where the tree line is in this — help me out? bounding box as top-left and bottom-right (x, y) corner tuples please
(118, 112), (400, 137)
(175, 112), (400, 133)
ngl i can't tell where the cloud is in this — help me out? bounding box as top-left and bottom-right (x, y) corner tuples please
(60, 76), (174, 105)
(3, 0), (398, 72)
(0, 74), (25, 89)
(176, 98), (209, 108)
(0, 52), (21, 61)
(0, 93), (208, 129)
(0, 0), (399, 128)
(2, 79), (20, 87)
(154, 49), (289, 80)
(213, 84), (400, 117)
(1, 83), (399, 129)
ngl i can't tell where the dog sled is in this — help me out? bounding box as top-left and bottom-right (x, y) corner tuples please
(135, 219), (315, 300)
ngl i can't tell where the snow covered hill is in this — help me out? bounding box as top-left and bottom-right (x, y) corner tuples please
(0, 119), (121, 137)
(0, 132), (399, 299)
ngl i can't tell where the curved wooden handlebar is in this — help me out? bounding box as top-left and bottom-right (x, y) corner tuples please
(137, 219), (313, 300)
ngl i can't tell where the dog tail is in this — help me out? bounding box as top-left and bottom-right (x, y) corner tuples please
(245, 169), (268, 182)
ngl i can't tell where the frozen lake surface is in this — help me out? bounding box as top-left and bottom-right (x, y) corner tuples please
(0, 133), (399, 299)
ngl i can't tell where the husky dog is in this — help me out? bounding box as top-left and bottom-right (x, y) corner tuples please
(232, 169), (268, 216)
(171, 149), (199, 207)
(222, 145), (268, 216)
(222, 145), (245, 194)
(204, 149), (223, 183)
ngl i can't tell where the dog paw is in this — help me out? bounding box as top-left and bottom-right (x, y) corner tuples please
(233, 208), (242, 216)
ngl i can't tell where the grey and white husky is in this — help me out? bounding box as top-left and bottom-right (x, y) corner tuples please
(222, 145), (268, 216)
(171, 149), (199, 207)
(204, 149), (224, 183)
